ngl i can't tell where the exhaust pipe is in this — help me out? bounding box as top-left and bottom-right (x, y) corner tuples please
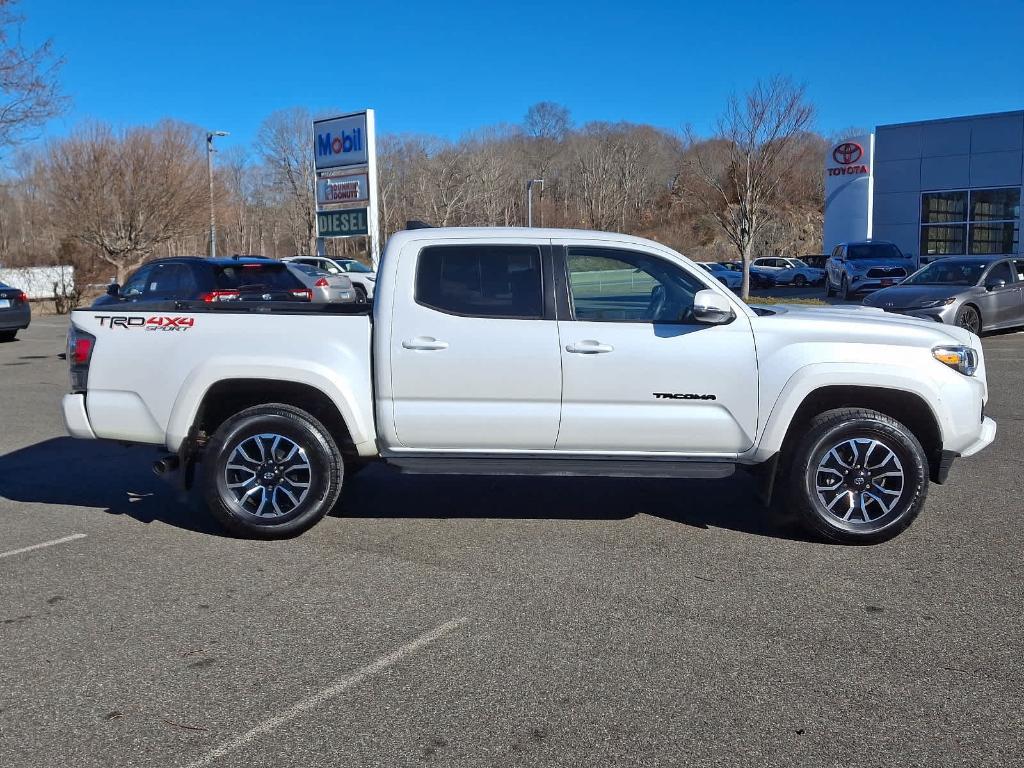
(153, 455), (180, 476)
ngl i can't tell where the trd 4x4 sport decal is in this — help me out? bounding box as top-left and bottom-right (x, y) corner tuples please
(653, 392), (717, 401)
(94, 316), (195, 332)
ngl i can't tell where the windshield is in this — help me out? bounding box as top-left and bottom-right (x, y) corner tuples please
(847, 243), (905, 260)
(340, 261), (372, 273)
(904, 261), (989, 286)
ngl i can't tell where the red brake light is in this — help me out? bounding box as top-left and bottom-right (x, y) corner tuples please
(72, 336), (93, 365)
(315, 278), (329, 287)
(291, 288), (312, 301)
(15, 291), (27, 304)
(67, 327), (96, 393)
(200, 290), (240, 302)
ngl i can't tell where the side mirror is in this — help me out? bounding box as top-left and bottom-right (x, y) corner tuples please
(106, 283), (121, 297)
(693, 289), (735, 325)
(985, 278), (1006, 291)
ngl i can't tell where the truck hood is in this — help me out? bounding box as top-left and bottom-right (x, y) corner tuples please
(748, 302), (975, 347)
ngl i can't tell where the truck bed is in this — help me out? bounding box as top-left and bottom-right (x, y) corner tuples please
(69, 305), (375, 454)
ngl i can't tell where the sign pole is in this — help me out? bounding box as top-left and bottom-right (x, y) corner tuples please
(365, 109), (380, 270)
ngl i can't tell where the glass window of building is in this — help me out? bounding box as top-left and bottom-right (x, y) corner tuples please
(921, 188), (1020, 256)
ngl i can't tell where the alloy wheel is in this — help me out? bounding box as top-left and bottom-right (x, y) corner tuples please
(223, 433), (311, 518)
(958, 307), (980, 334)
(813, 437), (905, 526)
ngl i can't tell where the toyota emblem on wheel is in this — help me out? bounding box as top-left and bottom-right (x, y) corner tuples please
(833, 142), (863, 165)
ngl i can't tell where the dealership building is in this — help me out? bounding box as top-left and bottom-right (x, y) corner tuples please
(824, 110), (1022, 261)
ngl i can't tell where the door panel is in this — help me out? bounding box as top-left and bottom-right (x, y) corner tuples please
(388, 241), (562, 450)
(554, 244), (758, 454)
(978, 260), (1018, 327)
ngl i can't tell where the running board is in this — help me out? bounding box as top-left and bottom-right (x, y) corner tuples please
(386, 457), (735, 479)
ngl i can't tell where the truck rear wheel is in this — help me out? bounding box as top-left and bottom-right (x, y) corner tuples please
(201, 403), (344, 539)
(783, 408), (928, 544)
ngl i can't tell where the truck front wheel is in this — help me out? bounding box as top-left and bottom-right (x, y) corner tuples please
(783, 408), (928, 544)
(201, 404), (344, 539)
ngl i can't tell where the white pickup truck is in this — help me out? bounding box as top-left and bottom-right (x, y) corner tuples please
(62, 227), (996, 543)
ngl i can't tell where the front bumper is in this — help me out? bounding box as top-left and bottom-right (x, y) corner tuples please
(960, 416), (997, 458)
(61, 393), (96, 439)
(848, 276), (905, 294)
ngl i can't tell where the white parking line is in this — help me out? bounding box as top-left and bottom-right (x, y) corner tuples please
(184, 616), (469, 768)
(0, 533), (87, 560)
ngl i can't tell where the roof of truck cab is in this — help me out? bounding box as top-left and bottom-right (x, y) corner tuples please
(387, 227), (679, 253)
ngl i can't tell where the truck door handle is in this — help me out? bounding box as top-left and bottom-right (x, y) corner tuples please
(566, 340), (614, 354)
(402, 336), (449, 351)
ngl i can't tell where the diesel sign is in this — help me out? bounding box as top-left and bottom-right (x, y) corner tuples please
(317, 208), (369, 237)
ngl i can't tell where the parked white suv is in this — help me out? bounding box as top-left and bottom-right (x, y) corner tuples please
(282, 256), (376, 301)
(63, 228), (995, 544)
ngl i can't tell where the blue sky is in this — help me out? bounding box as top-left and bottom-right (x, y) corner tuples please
(23, 0), (1024, 153)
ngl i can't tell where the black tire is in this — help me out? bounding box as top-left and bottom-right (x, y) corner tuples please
(201, 403), (344, 539)
(840, 275), (851, 301)
(794, 274), (807, 287)
(824, 276), (835, 297)
(781, 408), (929, 544)
(955, 304), (982, 334)
(0, 330), (17, 342)
(353, 284), (368, 304)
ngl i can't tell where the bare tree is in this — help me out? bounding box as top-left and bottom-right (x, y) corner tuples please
(256, 107), (316, 255)
(0, 0), (65, 150)
(680, 77), (815, 299)
(47, 121), (208, 282)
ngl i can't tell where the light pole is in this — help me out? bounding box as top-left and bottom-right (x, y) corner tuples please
(206, 130), (229, 257)
(526, 178), (544, 227)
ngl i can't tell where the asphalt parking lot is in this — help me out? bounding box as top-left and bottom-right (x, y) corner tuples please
(1, 315), (1022, 768)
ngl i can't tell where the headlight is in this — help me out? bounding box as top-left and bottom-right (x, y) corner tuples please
(933, 345), (978, 376)
(366, 275), (376, 282)
(921, 296), (956, 308)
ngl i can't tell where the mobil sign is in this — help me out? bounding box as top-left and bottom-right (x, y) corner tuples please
(313, 112), (369, 170)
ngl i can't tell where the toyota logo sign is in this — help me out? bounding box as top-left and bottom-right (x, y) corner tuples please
(833, 142), (863, 165)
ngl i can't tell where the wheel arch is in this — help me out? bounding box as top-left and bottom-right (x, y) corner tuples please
(773, 384), (943, 481)
(168, 373), (375, 463)
(191, 379), (355, 451)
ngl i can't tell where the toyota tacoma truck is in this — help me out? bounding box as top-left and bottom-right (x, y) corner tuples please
(61, 228), (996, 544)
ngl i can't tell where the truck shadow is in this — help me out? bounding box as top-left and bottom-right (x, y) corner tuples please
(0, 437), (222, 535)
(336, 464), (808, 541)
(0, 438), (806, 542)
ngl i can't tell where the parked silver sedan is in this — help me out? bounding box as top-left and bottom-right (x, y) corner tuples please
(0, 281), (31, 341)
(285, 263), (355, 304)
(863, 256), (1024, 333)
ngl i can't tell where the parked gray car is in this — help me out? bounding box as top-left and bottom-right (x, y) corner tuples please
(285, 263), (355, 303)
(825, 240), (917, 299)
(863, 256), (1024, 333)
(0, 282), (30, 341)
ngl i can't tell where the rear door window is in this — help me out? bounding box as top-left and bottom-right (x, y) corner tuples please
(214, 264), (302, 291)
(415, 245), (544, 319)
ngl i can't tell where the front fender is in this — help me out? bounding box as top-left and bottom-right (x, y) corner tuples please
(747, 362), (947, 461)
